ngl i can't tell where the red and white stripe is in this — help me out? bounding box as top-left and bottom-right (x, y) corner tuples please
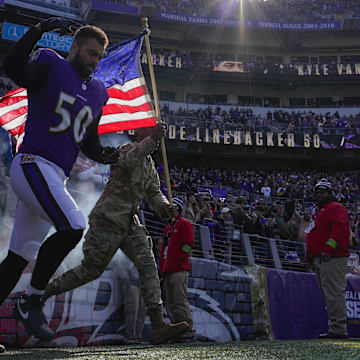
(99, 76), (157, 134)
(0, 87), (28, 151)
(0, 76), (157, 150)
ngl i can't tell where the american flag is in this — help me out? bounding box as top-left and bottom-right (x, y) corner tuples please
(0, 30), (157, 151)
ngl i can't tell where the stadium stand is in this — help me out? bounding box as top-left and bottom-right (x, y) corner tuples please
(21, 0), (81, 9)
(113, 0), (360, 21)
(0, 0), (359, 270)
(161, 105), (360, 134)
(56, 159), (360, 274)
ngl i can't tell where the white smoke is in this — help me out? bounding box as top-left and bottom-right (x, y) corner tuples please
(58, 133), (134, 275)
(100, 132), (133, 148)
(0, 133), (134, 278)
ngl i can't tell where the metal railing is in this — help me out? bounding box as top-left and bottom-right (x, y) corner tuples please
(59, 189), (359, 273)
(141, 209), (310, 272)
(142, 210), (205, 259)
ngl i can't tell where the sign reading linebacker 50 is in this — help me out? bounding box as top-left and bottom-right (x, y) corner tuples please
(166, 127), (321, 148)
(123, 126), (322, 148)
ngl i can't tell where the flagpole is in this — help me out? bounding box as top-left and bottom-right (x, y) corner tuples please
(141, 17), (173, 205)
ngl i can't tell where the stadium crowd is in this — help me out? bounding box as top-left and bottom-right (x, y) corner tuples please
(53, 159), (360, 269)
(40, 0), (71, 7)
(251, 0), (360, 21)
(34, 0), (81, 9)
(4, 138), (359, 249)
(157, 165), (360, 268)
(161, 105), (360, 135)
(26, 0), (360, 21)
(115, 0), (360, 21)
(2, 133), (360, 272)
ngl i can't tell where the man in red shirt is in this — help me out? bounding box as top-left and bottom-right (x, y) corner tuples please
(159, 197), (195, 342)
(306, 178), (350, 339)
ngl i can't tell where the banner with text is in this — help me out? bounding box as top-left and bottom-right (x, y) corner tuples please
(2, 22), (73, 52)
(296, 63), (360, 76)
(266, 269), (360, 339)
(212, 61), (360, 77)
(156, 12), (341, 31)
(121, 127), (359, 149)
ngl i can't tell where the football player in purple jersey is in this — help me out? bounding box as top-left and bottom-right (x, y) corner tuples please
(0, 17), (119, 343)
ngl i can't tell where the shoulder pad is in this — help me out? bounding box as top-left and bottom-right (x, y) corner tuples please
(29, 48), (64, 64)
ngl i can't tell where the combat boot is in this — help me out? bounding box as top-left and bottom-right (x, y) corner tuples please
(148, 305), (189, 345)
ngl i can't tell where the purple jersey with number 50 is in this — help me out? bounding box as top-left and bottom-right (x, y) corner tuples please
(20, 48), (109, 176)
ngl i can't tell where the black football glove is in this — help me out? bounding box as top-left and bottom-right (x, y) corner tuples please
(40, 17), (81, 35)
(102, 146), (119, 165)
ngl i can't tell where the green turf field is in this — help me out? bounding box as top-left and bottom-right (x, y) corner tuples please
(3, 340), (360, 360)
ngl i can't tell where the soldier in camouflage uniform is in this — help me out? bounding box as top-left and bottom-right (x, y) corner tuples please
(42, 123), (189, 344)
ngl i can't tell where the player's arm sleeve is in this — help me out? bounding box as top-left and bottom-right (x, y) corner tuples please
(80, 112), (104, 163)
(3, 27), (48, 90)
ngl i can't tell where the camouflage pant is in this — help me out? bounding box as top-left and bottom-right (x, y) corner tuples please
(44, 215), (162, 309)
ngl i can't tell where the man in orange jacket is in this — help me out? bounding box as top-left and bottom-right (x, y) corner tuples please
(159, 197), (196, 342)
(306, 178), (350, 339)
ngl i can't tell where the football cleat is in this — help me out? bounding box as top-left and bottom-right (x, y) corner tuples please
(14, 294), (55, 341)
